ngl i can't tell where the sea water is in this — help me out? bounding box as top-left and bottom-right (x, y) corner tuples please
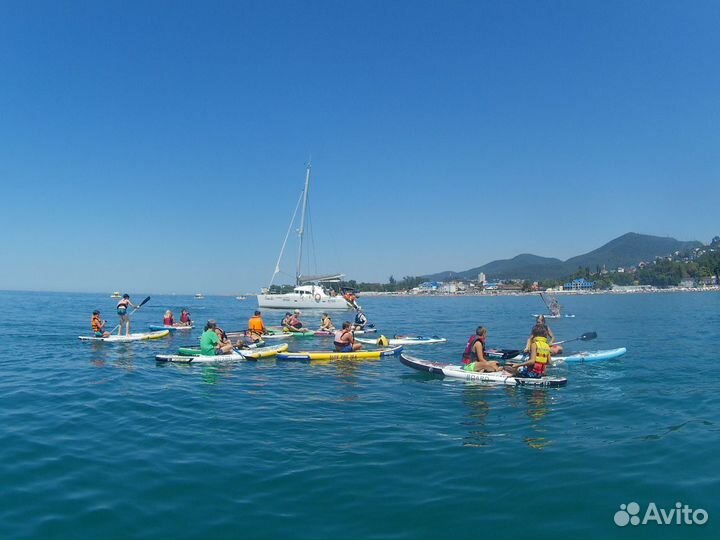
(0, 290), (717, 540)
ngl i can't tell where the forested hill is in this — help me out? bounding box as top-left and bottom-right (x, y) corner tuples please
(424, 233), (703, 281)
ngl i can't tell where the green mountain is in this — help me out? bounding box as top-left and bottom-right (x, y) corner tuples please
(423, 233), (703, 282)
(563, 232), (702, 272)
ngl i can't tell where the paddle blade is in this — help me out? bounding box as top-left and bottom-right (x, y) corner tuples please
(579, 331), (597, 341)
(139, 296), (151, 308)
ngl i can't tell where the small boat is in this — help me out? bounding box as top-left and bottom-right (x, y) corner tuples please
(156, 343), (289, 363)
(148, 324), (194, 332)
(277, 345), (403, 361)
(110, 292), (122, 299)
(356, 335), (447, 346)
(236, 296), (247, 300)
(79, 330), (170, 342)
(400, 354), (567, 387)
(194, 293), (205, 300)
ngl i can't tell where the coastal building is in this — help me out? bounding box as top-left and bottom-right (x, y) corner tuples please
(679, 278), (696, 288)
(478, 272), (486, 285)
(563, 278), (595, 290)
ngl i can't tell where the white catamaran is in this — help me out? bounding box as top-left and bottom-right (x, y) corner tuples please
(257, 165), (357, 310)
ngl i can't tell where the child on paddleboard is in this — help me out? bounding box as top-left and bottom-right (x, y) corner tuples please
(508, 324), (553, 378)
(320, 313), (334, 331)
(525, 315), (563, 354)
(91, 310), (110, 338)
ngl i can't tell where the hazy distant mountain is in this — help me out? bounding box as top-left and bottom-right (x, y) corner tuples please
(423, 233), (703, 282)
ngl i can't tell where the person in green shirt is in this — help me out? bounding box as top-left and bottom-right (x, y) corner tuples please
(200, 320), (233, 355)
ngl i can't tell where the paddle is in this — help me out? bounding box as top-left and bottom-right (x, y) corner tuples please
(539, 292), (551, 312)
(109, 296), (151, 335)
(553, 331), (597, 346)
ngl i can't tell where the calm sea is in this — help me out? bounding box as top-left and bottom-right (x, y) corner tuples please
(0, 290), (717, 540)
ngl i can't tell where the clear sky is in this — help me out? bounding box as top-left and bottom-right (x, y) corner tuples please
(1, 0), (718, 294)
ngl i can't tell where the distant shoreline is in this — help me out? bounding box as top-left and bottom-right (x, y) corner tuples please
(359, 286), (720, 298)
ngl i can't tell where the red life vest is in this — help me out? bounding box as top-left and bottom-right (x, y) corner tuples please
(462, 335), (485, 364)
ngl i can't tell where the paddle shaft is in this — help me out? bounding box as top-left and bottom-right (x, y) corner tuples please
(553, 332), (597, 346)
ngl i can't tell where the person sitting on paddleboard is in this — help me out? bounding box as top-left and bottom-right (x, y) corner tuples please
(116, 294), (137, 336)
(320, 312), (335, 331)
(508, 324), (553, 378)
(462, 326), (501, 373)
(179, 309), (192, 326)
(91, 310), (110, 338)
(163, 310), (175, 326)
(334, 321), (362, 352)
(525, 315), (563, 354)
(285, 310), (304, 332)
(247, 310), (266, 342)
(200, 320), (234, 356)
(352, 309), (368, 331)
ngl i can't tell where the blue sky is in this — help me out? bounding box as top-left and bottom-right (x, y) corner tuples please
(0, 0), (718, 294)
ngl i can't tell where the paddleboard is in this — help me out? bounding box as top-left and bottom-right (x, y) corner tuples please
(487, 347), (627, 363)
(277, 345), (403, 361)
(79, 330), (170, 342)
(554, 347), (627, 363)
(532, 314), (576, 319)
(148, 324), (194, 332)
(156, 343), (289, 363)
(356, 336), (447, 346)
(354, 328), (377, 335)
(400, 354), (567, 387)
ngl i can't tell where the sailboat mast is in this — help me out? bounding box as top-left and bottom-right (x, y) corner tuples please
(296, 164), (311, 285)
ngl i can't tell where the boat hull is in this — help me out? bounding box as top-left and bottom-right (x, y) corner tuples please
(257, 294), (353, 310)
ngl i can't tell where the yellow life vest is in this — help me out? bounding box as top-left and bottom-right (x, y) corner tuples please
(533, 336), (551, 365)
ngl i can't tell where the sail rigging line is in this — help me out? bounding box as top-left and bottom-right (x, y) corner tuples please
(295, 165), (311, 285)
(268, 189), (304, 288)
(306, 202), (319, 279)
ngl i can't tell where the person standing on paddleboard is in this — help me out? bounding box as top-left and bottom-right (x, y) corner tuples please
(91, 310), (110, 338)
(116, 294), (137, 336)
(462, 326), (502, 373)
